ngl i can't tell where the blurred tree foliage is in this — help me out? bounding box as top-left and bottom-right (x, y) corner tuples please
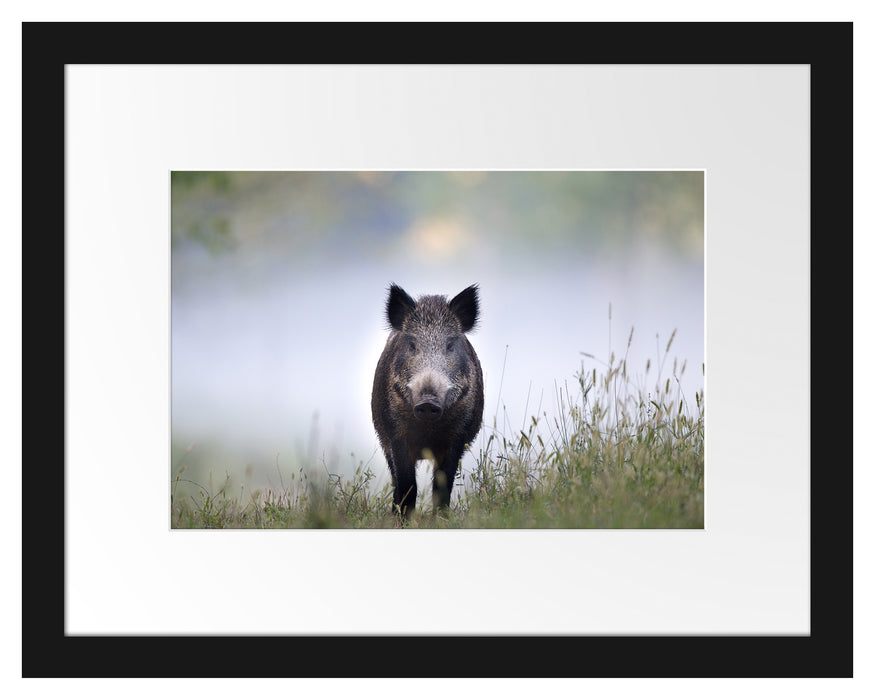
(171, 172), (235, 254)
(170, 171), (703, 263)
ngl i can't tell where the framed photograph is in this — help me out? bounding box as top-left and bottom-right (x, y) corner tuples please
(170, 169), (705, 529)
(24, 22), (852, 677)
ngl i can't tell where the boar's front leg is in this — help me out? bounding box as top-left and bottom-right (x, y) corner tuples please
(432, 442), (464, 512)
(389, 442), (418, 517)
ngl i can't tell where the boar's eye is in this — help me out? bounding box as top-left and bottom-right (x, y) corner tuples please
(446, 340), (455, 352)
(408, 340), (417, 353)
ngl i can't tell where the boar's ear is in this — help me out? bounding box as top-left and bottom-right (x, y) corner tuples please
(387, 284), (417, 331)
(449, 284), (479, 333)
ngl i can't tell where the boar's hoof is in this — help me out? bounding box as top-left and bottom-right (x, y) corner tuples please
(414, 400), (443, 422)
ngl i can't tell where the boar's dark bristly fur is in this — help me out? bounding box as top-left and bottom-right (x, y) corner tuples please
(371, 283), (484, 518)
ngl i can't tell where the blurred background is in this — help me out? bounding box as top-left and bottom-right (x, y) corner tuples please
(171, 171), (704, 500)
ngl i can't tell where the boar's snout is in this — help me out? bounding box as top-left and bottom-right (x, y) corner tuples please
(414, 398), (443, 422)
(407, 370), (451, 422)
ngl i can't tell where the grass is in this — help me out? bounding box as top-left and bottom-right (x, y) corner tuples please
(171, 328), (704, 529)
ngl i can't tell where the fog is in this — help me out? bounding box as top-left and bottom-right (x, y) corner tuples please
(171, 171), (704, 496)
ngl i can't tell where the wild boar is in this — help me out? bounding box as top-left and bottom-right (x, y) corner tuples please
(371, 283), (484, 517)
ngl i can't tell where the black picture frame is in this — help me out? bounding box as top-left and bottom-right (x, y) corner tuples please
(22, 21), (852, 678)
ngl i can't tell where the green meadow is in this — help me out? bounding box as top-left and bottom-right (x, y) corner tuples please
(171, 330), (703, 529)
